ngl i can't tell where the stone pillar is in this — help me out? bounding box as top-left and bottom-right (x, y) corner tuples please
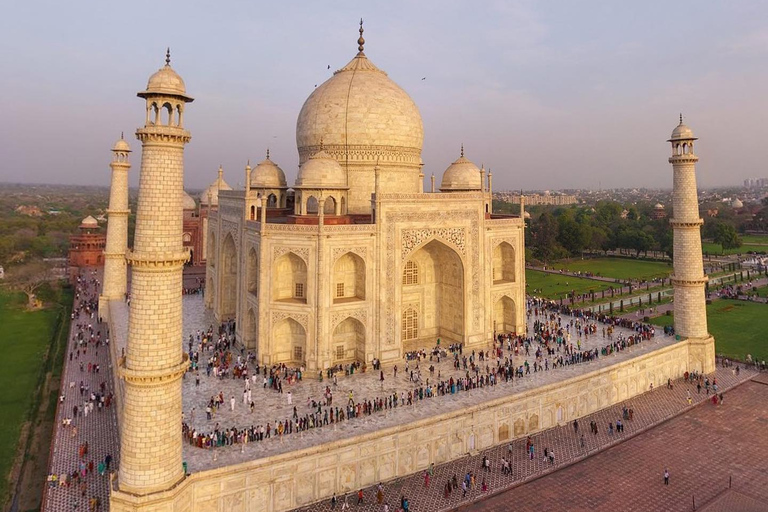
(115, 53), (193, 497)
(667, 117), (715, 373)
(102, 137), (131, 303)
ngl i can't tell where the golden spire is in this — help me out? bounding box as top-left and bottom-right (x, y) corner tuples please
(357, 18), (365, 53)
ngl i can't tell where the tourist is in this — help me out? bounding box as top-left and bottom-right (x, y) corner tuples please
(664, 468), (670, 485)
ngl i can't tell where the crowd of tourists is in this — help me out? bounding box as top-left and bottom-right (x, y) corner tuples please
(46, 270), (113, 511)
(181, 297), (662, 450)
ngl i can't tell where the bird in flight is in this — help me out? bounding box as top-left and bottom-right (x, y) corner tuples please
(327, 65), (331, 69)
(421, 77), (426, 80)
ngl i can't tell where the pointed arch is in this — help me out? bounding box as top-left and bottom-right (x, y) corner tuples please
(245, 308), (258, 349)
(494, 295), (516, 333)
(324, 196), (336, 215)
(220, 233), (238, 318)
(332, 317), (366, 362)
(306, 196), (319, 214)
(272, 318), (306, 363)
(247, 247), (258, 295)
(400, 239), (464, 349)
(272, 251), (307, 303)
(333, 252), (365, 302)
(493, 241), (515, 283)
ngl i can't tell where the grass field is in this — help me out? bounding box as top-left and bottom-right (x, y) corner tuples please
(649, 299), (768, 361)
(0, 290), (63, 504)
(701, 242), (768, 255)
(526, 269), (615, 299)
(548, 257), (672, 281)
(739, 235), (768, 245)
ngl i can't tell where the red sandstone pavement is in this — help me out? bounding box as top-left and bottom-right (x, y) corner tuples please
(461, 378), (768, 512)
(293, 366), (761, 512)
(42, 271), (120, 512)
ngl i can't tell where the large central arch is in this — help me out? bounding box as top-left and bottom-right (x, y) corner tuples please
(400, 239), (464, 350)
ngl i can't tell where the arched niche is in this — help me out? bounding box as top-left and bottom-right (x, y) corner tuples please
(333, 252), (365, 303)
(272, 252), (307, 303)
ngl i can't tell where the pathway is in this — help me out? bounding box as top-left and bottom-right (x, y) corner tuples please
(42, 270), (120, 512)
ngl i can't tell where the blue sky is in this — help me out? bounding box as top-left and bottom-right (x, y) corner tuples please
(1, 0), (767, 190)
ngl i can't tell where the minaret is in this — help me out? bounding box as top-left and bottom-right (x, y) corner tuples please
(667, 115), (715, 373)
(117, 49), (193, 496)
(101, 134), (131, 303)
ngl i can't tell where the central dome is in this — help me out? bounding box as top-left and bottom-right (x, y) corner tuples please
(296, 52), (424, 161)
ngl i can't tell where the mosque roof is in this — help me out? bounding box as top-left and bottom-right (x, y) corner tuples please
(440, 146), (483, 192)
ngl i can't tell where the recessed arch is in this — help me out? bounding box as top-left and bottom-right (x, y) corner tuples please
(494, 295), (516, 333)
(245, 308), (258, 350)
(333, 252), (365, 302)
(272, 251), (307, 303)
(248, 247), (258, 295)
(324, 196), (336, 215)
(400, 239), (464, 350)
(272, 317), (306, 364)
(208, 231), (217, 267)
(332, 317), (366, 362)
(306, 196), (319, 214)
(493, 241), (516, 283)
(220, 233), (237, 318)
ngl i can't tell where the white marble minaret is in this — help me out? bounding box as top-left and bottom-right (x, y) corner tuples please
(667, 115), (715, 373)
(101, 135), (131, 306)
(114, 49), (193, 498)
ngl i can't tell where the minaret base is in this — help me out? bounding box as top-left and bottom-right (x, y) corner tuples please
(687, 335), (716, 374)
(110, 478), (192, 512)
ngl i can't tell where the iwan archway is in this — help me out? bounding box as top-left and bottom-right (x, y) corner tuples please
(400, 239), (464, 351)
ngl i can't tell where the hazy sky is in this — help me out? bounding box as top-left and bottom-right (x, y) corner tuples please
(1, 1), (767, 191)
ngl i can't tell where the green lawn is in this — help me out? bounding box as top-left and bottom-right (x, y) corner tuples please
(649, 299), (768, 361)
(526, 269), (615, 299)
(701, 242), (768, 255)
(548, 257), (672, 281)
(739, 235), (768, 245)
(0, 290), (62, 503)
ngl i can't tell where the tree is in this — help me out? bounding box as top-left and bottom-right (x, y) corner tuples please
(714, 223), (742, 253)
(3, 261), (56, 309)
(532, 211), (562, 263)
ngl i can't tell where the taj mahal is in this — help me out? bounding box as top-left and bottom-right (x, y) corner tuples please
(94, 21), (714, 512)
(203, 21), (525, 371)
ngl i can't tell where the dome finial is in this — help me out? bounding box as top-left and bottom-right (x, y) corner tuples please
(266, 148), (270, 159)
(319, 137), (324, 151)
(679, 113), (683, 125)
(165, 47), (171, 66)
(461, 143), (464, 158)
(357, 18), (365, 53)
(120, 131), (124, 140)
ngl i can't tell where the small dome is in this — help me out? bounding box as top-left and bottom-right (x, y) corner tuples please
(182, 191), (196, 210)
(112, 137), (131, 152)
(251, 153), (287, 189)
(669, 116), (696, 141)
(295, 150), (347, 189)
(200, 166), (233, 206)
(80, 215), (98, 228)
(440, 149), (482, 192)
(137, 50), (194, 102)
(731, 198), (744, 209)
(654, 203), (664, 209)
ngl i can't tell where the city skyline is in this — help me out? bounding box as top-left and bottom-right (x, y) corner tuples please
(1, 1), (768, 190)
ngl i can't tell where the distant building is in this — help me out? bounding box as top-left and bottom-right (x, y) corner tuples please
(502, 192), (577, 206)
(15, 205), (43, 217)
(652, 203), (667, 219)
(743, 178), (768, 188)
(68, 215), (106, 281)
